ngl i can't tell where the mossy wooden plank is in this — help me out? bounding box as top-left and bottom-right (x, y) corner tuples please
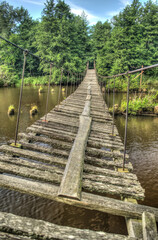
(0, 175), (156, 220)
(0, 232), (34, 240)
(58, 115), (92, 200)
(27, 126), (75, 142)
(0, 145), (66, 167)
(142, 212), (158, 240)
(18, 133), (72, 150)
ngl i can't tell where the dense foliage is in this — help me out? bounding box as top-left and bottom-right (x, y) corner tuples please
(91, 0), (158, 78)
(0, 0), (91, 86)
(0, 0), (158, 87)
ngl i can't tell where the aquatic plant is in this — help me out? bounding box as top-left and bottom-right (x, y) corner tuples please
(62, 87), (65, 92)
(38, 86), (44, 93)
(8, 105), (15, 115)
(30, 105), (38, 116)
(120, 92), (158, 115)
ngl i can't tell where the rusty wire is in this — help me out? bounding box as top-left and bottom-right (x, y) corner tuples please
(44, 63), (53, 122)
(123, 74), (130, 170)
(14, 50), (28, 145)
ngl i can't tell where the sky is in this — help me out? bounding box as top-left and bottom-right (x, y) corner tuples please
(4, 0), (155, 25)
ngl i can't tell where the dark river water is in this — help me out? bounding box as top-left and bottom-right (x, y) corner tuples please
(0, 86), (157, 235)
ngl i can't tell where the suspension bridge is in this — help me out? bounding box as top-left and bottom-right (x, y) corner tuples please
(0, 68), (157, 239)
(0, 35), (158, 239)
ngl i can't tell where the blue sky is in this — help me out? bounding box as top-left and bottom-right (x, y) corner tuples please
(5, 0), (155, 25)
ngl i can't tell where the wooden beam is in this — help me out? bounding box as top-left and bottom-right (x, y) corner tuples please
(0, 175), (157, 221)
(58, 115), (92, 200)
(142, 212), (158, 240)
(0, 212), (136, 240)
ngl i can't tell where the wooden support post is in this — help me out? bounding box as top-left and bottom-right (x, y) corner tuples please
(142, 212), (158, 240)
(124, 198), (143, 239)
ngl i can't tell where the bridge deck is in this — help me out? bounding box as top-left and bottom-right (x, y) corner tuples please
(0, 69), (157, 239)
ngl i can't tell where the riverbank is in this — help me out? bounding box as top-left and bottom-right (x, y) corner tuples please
(100, 74), (158, 93)
(0, 74), (80, 87)
(109, 92), (158, 116)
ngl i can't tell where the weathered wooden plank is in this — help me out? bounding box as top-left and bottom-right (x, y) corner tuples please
(0, 159), (142, 198)
(84, 165), (137, 180)
(142, 212), (158, 240)
(18, 140), (69, 158)
(18, 132), (72, 150)
(58, 115), (92, 200)
(45, 112), (79, 124)
(0, 155), (136, 189)
(34, 121), (78, 134)
(30, 124), (77, 137)
(83, 179), (144, 200)
(86, 147), (129, 160)
(0, 145), (67, 167)
(0, 232), (34, 240)
(0, 212), (136, 240)
(87, 139), (124, 150)
(85, 156), (133, 171)
(0, 155), (64, 174)
(89, 134), (122, 143)
(27, 126), (75, 142)
(0, 175), (156, 221)
(0, 161), (62, 184)
(83, 173), (141, 188)
(39, 115), (79, 127)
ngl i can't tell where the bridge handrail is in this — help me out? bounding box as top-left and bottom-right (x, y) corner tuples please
(98, 63), (158, 79)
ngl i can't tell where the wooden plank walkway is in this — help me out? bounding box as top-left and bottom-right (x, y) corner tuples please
(0, 69), (157, 239)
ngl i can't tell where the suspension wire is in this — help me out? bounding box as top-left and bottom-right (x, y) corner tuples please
(123, 74), (130, 170)
(0, 36), (87, 80)
(111, 77), (116, 137)
(66, 71), (69, 99)
(104, 79), (106, 98)
(0, 35), (50, 65)
(77, 73), (79, 87)
(100, 78), (102, 92)
(108, 79), (110, 109)
(13, 50), (28, 146)
(43, 63), (53, 122)
(70, 73), (73, 94)
(73, 73), (75, 92)
(98, 63), (158, 80)
(104, 79), (106, 109)
(75, 73), (77, 89)
(57, 68), (63, 110)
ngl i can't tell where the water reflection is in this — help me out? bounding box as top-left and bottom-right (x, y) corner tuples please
(0, 86), (72, 143)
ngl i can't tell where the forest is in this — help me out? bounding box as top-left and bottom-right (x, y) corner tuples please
(0, 0), (158, 87)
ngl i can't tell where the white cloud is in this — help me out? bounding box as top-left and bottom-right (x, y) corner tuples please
(22, 0), (44, 6)
(120, 0), (132, 6)
(107, 0), (132, 18)
(67, 1), (106, 25)
(107, 10), (120, 17)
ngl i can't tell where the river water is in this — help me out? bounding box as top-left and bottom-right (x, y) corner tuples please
(0, 86), (157, 235)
